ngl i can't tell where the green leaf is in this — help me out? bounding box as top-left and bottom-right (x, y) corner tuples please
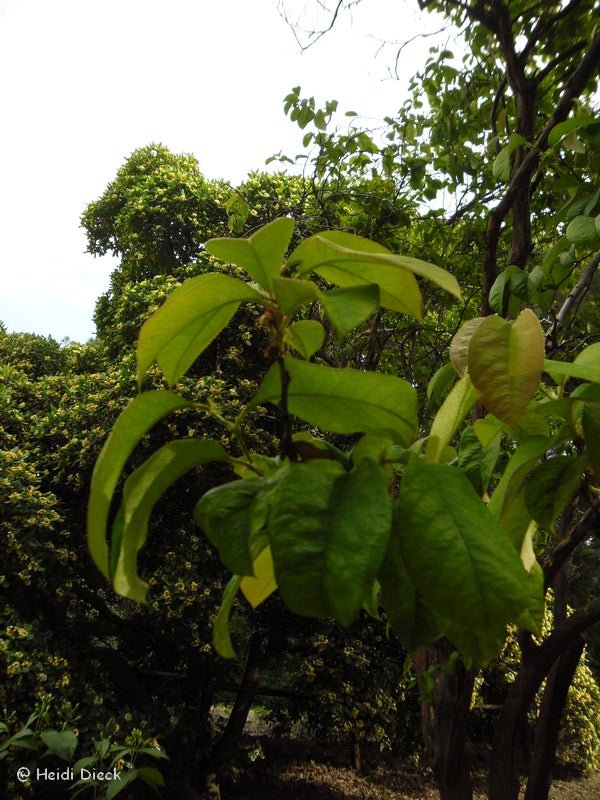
(583, 403), (600, 477)
(87, 391), (192, 578)
(240, 545), (277, 608)
(268, 459), (392, 626)
(492, 133), (526, 181)
(468, 310), (544, 424)
(272, 277), (319, 315)
(106, 768), (138, 799)
(525, 455), (586, 529)
(194, 477), (271, 576)
(488, 266), (529, 314)
(251, 357), (418, 445)
(548, 115), (597, 147)
(137, 273), (262, 387)
(424, 375), (477, 463)
(427, 362), (457, 405)
(40, 730), (78, 761)
(543, 358), (600, 385)
(566, 215), (600, 246)
(458, 426), (501, 495)
(113, 439), (228, 601)
(320, 284), (380, 338)
(396, 461), (535, 647)
(137, 767), (165, 789)
(449, 317), (485, 376)
(286, 320), (325, 359)
(487, 435), (550, 522)
(289, 231), (423, 317)
(213, 576), (242, 658)
(205, 218), (295, 290)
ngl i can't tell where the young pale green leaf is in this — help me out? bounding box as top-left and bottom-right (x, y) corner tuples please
(194, 477), (271, 576)
(543, 358), (600, 385)
(396, 461), (535, 644)
(268, 459), (392, 627)
(240, 545), (277, 608)
(112, 439), (228, 602)
(449, 318), (485, 376)
(424, 375), (477, 463)
(272, 277), (319, 315)
(290, 230), (462, 303)
(87, 391), (193, 579)
(468, 310), (544, 424)
(524, 455), (587, 529)
(137, 273), (262, 387)
(204, 217), (295, 290)
(286, 320), (325, 359)
(213, 576), (242, 659)
(492, 133), (526, 181)
(251, 357), (418, 445)
(583, 403), (600, 477)
(289, 231), (423, 317)
(473, 414), (505, 448)
(320, 284), (380, 338)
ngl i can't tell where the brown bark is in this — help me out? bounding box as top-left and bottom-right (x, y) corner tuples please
(415, 640), (475, 800)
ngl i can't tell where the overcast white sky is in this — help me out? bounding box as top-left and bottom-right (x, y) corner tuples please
(0, 0), (450, 343)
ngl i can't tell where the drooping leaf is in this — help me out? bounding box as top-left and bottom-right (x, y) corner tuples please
(112, 439), (228, 601)
(424, 375), (477, 463)
(396, 461), (535, 646)
(251, 357), (418, 445)
(488, 266), (528, 314)
(449, 317), (485, 376)
(548, 115), (597, 147)
(240, 545), (277, 608)
(137, 273), (263, 387)
(320, 284), (380, 338)
(543, 358), (600, 385)
(213, 576), (242, 659)
(205, 218), (295, 290)
(458, 426), (501, 495)
(194, 477), (271, 576)
(492, 133), (526, 181)
(525, 455), (587, 529)
(87, 391), (193, 578)
(427, 361), (457, 405)
(268, 459), (392, 627)
(286, 320), (325, 359)
(468, 310), (544, 424)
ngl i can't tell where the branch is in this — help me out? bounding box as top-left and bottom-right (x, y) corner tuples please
(553, 250), (600, 336)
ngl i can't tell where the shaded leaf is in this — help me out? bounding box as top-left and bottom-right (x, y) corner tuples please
(449, 317), (485, 376)
(424, 375), (477, 463)
(286, 320), (325, 359)
(320, 284), (380, 338)
(272, 277), (319, 315)
(525, 455), (587, 529)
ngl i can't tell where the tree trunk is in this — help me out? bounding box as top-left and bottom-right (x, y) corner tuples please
(415, 640), (475, 800)
(524, 635), (585, 800)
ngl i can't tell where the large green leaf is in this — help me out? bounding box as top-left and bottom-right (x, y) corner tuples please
(112, 439), (228, 601)
(294, 230), (462, 301)
(289, 231), (424, 317)
(320, 284), (380, 338)
(543, 358), (600, 385)
(396, 461), (534, 644)
(137, 273), (262, 387)
(40, 730), (78, 761)
(268, 459), (392, 627)
(194, 477), (273, 576)
(424, 375), (477, 463)
(449, 317), (485, 376)
(87, 391), (192, 579)
(548, 115), (597, 147)
(468, 310), (544, 424)
(251, 357), (418, 445)
(566, 215), (600, 246)
(525, 455), (587, 529)
(205, 218), (295, 290)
